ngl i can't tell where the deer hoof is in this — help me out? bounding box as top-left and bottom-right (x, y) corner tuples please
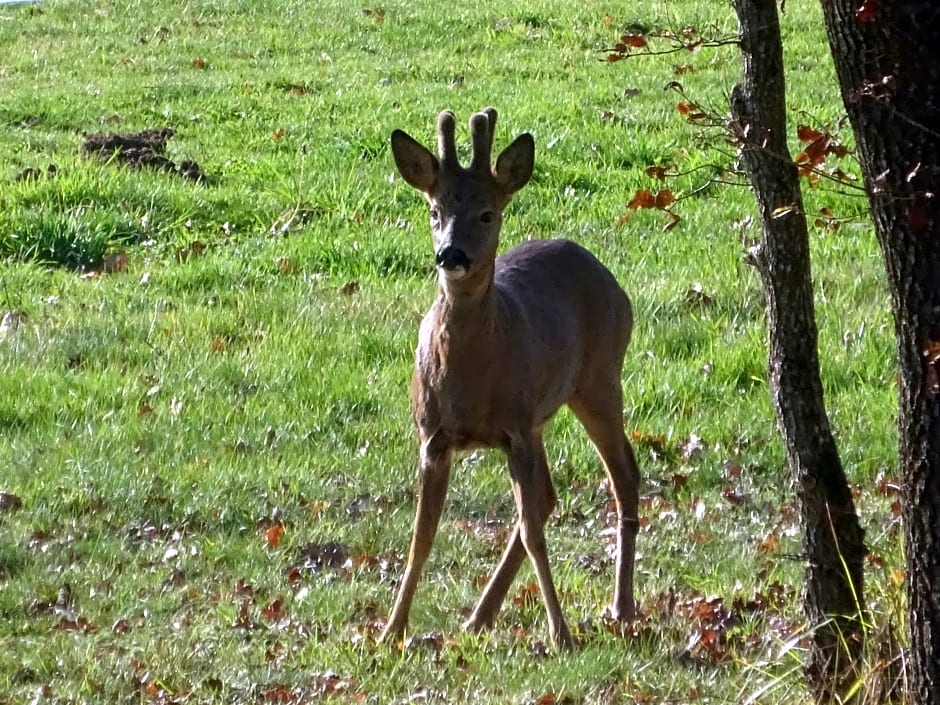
(462, 614), (495, 634)
(604, 601), (637, 624)
(551, 623), (576, 652)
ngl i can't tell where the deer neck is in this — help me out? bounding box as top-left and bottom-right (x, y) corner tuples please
(434, 260), (499, 344)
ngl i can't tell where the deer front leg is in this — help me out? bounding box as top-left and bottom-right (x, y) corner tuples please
(380, 436), (452, 644)
(506, 433), (573, 650)
(463, 439), (556, 632)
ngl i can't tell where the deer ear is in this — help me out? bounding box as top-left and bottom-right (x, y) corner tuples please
(391, 129), (439, 194)
(493, 133), (534, 197)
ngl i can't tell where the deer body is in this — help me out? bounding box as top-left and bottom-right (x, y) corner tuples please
(382, 109), (640, 650)
(415, 240), (632, 448)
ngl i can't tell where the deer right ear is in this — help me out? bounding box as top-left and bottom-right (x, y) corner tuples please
(391, 129), (439, 194)
(493, 133), (535, 197)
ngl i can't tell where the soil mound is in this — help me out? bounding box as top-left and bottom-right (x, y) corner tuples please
(81, 128), (206, 182)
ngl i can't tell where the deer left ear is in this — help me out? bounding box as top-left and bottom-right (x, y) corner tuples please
(391, 129), (439, 194)
(494, 133), (534, 197)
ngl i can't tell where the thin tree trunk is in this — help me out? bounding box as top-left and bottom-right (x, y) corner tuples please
(730, 0), (867, 697)
(819, 1), (940, 699)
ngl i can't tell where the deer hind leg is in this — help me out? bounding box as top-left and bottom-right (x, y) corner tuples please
(569, 383), (640, 623)
(380, 437), (453, 643)
(504, 432), (573, 650)
(463, 436), (556, 633)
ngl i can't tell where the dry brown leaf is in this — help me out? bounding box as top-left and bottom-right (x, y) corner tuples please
(265, 524), (285, 549)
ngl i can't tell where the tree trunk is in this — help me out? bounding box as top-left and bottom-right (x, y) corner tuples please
(730, 0), (867, 697)
(819, 1), (940, 700)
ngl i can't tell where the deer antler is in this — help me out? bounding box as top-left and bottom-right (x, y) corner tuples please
(470, 107), (498, 173)
(437, 110), (458, 170)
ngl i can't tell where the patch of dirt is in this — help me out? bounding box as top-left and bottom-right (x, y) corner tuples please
(15, 164), (57, 182)
(81, 127), (206, 182)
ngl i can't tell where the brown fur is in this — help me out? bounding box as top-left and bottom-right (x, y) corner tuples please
(381, 109), (641, 650)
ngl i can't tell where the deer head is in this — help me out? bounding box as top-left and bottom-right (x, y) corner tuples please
(390, 109), (534, 289)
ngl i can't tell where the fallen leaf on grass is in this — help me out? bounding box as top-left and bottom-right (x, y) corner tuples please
(876, 472), (901, 496)
(630, 689), (657, 705)
(276, 256), (296, 275)
(265, 524), (285, 550)
(722, 486), (751, 506)
(233, 598), (254, 630)
(261, 597), (287, 623)
(621, 32), (648, 48)
(630, 430), (670, 456)
(723, 458), (743, 478)
(890, 499), (902, 519)
(235, 578), (255, 598)
(350, 616), (385, 644)
(285, 566), (304, 585)
(513, 581), (541, 608)
(259, 673), (360, 702)
(757, 532), (780, 553)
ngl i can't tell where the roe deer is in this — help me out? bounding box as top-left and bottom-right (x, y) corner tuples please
(381, 108), (640, 650)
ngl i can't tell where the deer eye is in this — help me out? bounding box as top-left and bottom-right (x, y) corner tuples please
(480, 210), (495, 224)
(429, 208), (440, 222)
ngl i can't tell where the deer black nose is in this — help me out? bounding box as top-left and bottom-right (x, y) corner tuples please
(435, 246), (471, 270)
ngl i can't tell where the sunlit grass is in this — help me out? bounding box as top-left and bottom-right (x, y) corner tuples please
(0, 0), (901, 702)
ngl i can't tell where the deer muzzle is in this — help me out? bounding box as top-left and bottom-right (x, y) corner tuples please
(435, 245), (472, 277)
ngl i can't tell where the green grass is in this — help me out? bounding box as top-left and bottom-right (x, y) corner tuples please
(0, 0), (902, 703)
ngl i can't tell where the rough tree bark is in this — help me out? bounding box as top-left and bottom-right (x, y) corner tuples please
(818, 1), (940, 700)
(730, 0), (867, 696)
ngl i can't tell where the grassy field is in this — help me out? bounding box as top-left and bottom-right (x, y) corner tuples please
(0, 0), (902, 703)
